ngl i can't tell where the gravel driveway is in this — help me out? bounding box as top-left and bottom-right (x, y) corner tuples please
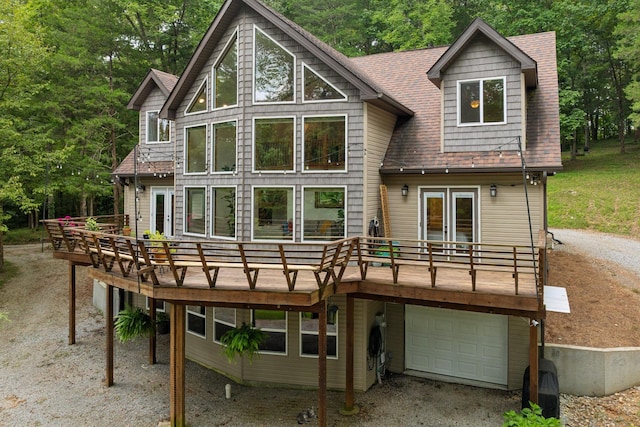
(549, 228), (640, 278)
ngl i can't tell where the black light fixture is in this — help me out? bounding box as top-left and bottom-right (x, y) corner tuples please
(401, 184), (409, 197)
(490, 184), (497, 198)
(327, 303), (339, 325)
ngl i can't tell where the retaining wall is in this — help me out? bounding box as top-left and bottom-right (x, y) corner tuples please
(546, 343), (640, 396)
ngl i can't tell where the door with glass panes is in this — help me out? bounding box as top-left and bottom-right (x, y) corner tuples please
(150, 187), (174, 237)
(422, 188), (477, 247)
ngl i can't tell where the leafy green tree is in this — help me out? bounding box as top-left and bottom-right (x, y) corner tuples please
(615, 0), (640, 132)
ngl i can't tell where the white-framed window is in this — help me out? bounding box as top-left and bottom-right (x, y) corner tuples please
(213, 307), (236, 343)
(213, 30), (238, 109)
(185, 186), (206, 236)
(184, 124), (207, 174)
(252, 309), (287, 354)
(186, 78), (208, 114)
(300, 312), (338, 358)
(302, 186), (346, 242)
(145, 297), (166, 312)
(253, 26), (295, 104)
(253, 117), (295, 172)
(187, 305), (206, 338)
(210, 186), (236, 239)
(303, 115), (347, 172)
(146, 111), (171, 143)
(252, 186), (294, 241)
(302, 63), (347, 103)
(212, 120), (237, 173)
(458, 77), (506, 125)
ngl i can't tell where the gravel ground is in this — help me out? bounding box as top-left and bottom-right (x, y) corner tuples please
(1, 235), (640, 426)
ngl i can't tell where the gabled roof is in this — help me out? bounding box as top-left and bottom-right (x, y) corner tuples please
(127, 69), (179, 111)
(352, 30), (561, 173)
(159, 0), (413, 120)
(427, 18), (538, 89)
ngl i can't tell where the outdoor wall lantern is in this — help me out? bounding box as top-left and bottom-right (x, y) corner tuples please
(136, 184), (146, 193)
(327, 303), (339, 325)
(490, 184), (497, 198)
(401, 184), (409, 197)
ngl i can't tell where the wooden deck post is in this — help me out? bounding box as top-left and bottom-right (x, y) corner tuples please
(529, 320), (539, 405)
(341, 295), (359, 415)
(170, 303), (186, 427)
(318, 300), (327, 427)
(149, 298), (157, 365)
(106, 283), (114, 387)
(68, 261), (76, 345)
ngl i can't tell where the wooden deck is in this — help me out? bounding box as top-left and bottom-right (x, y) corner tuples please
(42, 217), (545, 317)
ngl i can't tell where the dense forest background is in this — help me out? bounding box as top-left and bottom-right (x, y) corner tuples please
(1, 0), (639, 229)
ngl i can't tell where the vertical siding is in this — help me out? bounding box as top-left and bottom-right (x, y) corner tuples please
(385, 303), (405, 373)
(363, 104), (397, 236)
(508, 316), (531, 390)
(442, 35), (523, 153)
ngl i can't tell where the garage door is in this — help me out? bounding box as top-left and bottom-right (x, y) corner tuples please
(405, 305), (508, 385)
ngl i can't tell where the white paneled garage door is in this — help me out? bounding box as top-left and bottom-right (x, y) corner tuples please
(405, 305), (508, 386)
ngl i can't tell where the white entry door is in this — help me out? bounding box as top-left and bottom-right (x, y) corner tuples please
(151, 187), (174, 237)
(405, 305), (508, 385)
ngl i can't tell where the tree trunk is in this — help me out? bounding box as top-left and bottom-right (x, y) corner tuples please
(570, 130), (578, 161)
(584, 124), (590, 153)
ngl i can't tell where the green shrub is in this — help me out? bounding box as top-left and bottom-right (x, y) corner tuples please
(503, 403), (561, 427)
(219, 322), (266, 364)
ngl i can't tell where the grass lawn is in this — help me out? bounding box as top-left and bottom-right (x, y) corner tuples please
(548, 138), (640, 236)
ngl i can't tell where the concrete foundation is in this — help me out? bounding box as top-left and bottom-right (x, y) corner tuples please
(92, 279), (121, 317)
(546, 343), (640, 396)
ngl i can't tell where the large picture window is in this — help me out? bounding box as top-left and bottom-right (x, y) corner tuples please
(187, 305), (206, 338)
(254, 27), (294, 103)
(253, 187), (294, 241)
(303, 116), (346, 171)
(300, 312), (337, 358)
(185, 125), (207, 174)
(146, 111), (170, 143)
(214, 33), (237, 109)
(303, 187), (345, 241)
(212, 121), (236, 172)
(254, 117), (294, 171)
(211, 187), (236, 239)
(253, 309), (287, 354)
(213, 307), (236, 343)
(185, 187), (206, 235)
(459, 77), (505, 125)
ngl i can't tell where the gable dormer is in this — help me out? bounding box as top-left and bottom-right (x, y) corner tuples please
(427, 18), (537, 153)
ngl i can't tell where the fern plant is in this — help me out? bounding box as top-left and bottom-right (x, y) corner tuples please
(114, 306), (155, 343)
(219, 322), (266, 364)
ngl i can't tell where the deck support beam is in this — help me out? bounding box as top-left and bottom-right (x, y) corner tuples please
(170, 303), (186, 427)
(529, 319), (539, 405)
(149, 298), (157, 365)
(341, 295), (358, 415)
(106, 283), (114, 387)
(68, 261), (76, 345)
(318, 299), (327, 427)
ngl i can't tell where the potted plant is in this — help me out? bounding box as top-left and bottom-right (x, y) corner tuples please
(122, 225), (132, 236)
(85, 217), (100, 231)
(114, 306), (155, 343)
(219, 322), (266, 364)
(156, 311), (170, 334)
(144, 230), (171, 260)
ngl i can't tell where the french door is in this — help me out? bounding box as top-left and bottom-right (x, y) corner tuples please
(151, 187), (175, 237)
(422, 188), (477, 245)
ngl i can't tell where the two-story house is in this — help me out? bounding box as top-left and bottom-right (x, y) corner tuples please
(112, 0), (560, 412)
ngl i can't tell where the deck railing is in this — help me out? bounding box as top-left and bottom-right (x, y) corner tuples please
(42, 218), (545, 302)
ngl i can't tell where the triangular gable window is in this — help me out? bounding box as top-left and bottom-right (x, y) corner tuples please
(187, 78), (207, 114)
(254, 26), (295, 103)
(303, 64), (346, 102)
(214, 31), (238, 109)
